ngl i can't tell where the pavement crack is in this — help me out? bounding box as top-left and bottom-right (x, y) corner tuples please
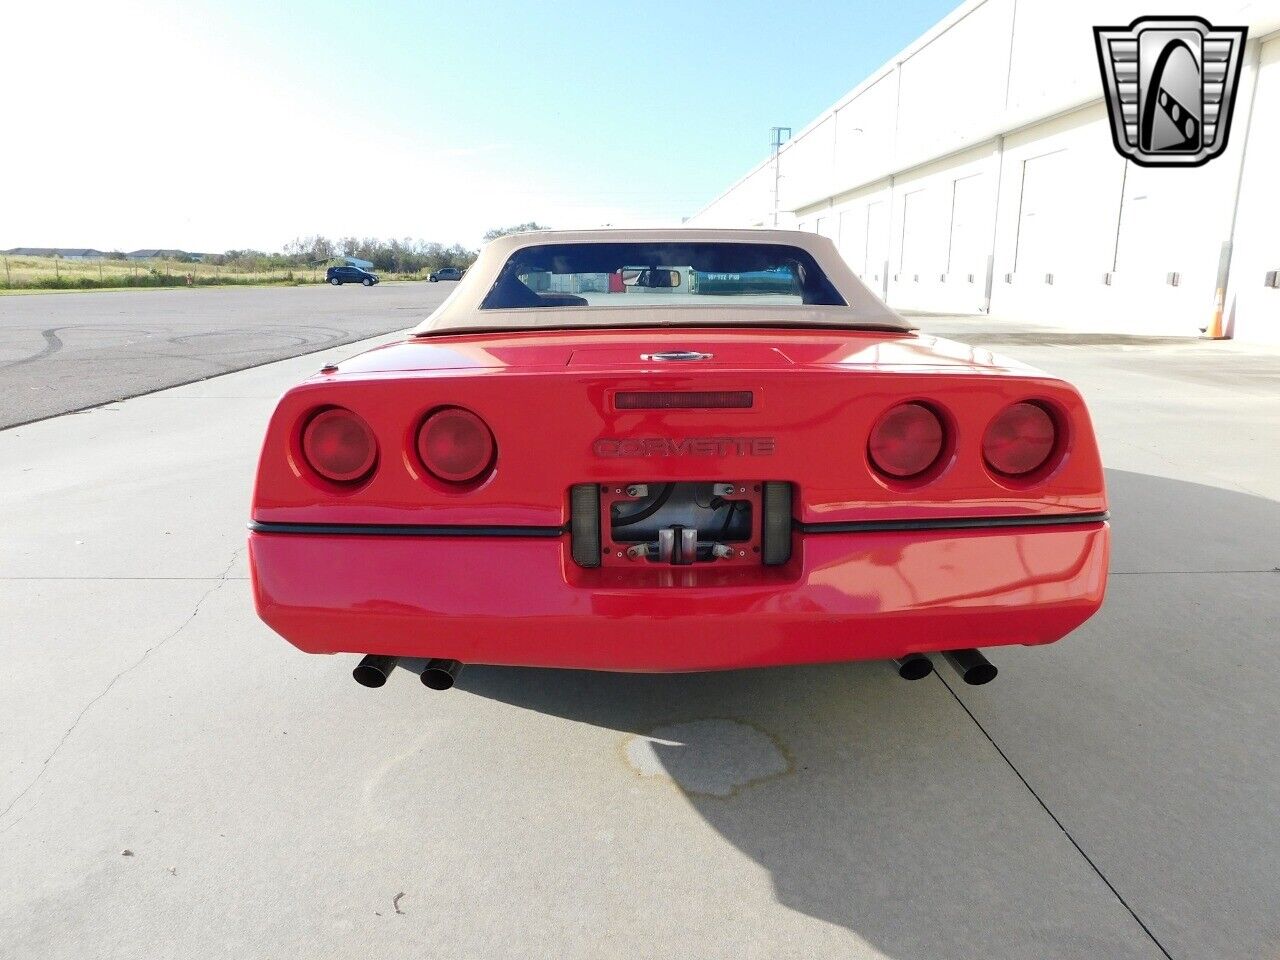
(0, 549), (242, 831)
(937, 674), (1174, 960)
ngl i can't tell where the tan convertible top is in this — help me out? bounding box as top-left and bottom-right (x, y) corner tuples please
(411, 228), (913, 337)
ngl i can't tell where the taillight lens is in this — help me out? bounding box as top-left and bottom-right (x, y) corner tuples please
(983, 402), (1058, 477)
(417, 407), (495, 483)
(868, 402), (945, 479)
(301, 408), (377, 483)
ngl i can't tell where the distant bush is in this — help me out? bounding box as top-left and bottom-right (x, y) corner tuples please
(2, 273), (324, 291)
(0, 228), (508, 291)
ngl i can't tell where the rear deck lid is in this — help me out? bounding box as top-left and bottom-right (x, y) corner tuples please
(567, 343), (794, 368)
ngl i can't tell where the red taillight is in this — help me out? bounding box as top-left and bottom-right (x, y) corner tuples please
(868, 402), (945, 479)
(301, 408), (377, 483)
(983, 402), (1058, 477)
(417, 407), (495, 483)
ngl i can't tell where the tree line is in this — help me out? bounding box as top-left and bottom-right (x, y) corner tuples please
(225, 236), (474, 274)
(215, 224), (551, 274)
(52, 225), (552, 274)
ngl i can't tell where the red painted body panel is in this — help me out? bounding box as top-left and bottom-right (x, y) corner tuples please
(249, 327), (1110, 670)
(251, 329), (1105, 528)
(248, 522), (1109, 670)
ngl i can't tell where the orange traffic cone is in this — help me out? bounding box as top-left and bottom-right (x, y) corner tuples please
(1204, 287), (1228, 339)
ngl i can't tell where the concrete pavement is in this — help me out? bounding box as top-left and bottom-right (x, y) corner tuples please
(1, 316), (1277, 959)
(0, 282), (453, 428)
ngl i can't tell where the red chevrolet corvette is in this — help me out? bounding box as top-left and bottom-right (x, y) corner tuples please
(249, 229), (1108, 690)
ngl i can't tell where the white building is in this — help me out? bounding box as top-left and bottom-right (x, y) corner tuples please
(688, 1), (1280, 342)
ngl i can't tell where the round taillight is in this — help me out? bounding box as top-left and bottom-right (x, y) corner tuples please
(868, 402), (945, 479)
(301, 408), (377, 483)
(983, 402), (1058, 477)
(417, 407), (495, 483)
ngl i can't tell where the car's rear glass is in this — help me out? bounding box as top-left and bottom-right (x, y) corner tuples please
(479, 242), (846, 310)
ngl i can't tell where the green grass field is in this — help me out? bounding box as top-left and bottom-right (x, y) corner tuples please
(0, 255), (427, 293)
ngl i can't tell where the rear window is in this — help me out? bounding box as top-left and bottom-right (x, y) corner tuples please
(479, 242), (846, 310)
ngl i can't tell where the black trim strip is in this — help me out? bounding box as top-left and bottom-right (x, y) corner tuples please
(248, 520), (568, 538)
(797, 511), (1109, 535)
(250, 511), (1108, 540)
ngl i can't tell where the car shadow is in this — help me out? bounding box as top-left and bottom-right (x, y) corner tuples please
(452, 469), (1280, 958)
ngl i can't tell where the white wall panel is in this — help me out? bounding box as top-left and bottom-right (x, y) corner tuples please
(895, 0), (1013, 170)
(1005, 1), (1152, 124)
(690, 1), (1280, 340)
(884, 143), (1000, 312)
(778, 117), (835, 212)
(947, 172), (991, 284)
(817, 180), (893, 292)
(989, 104), (1137, 330)
(1012, 149), (1071, 277)
(1224, 34), (1280, 342)
(836, 207), (863, 272)
(694, 163), (775, 227)
(832, 73), (900, 189)
(899, 187), (947, 277)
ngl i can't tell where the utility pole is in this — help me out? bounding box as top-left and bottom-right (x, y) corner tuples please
(770, 126), (791, 227)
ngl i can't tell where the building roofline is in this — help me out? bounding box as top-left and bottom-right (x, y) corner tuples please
(689, 0), (989, 220)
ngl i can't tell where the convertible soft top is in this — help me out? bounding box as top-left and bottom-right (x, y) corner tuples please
(412, 228), (913, 337)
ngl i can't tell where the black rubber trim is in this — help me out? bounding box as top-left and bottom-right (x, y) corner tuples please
(569, 483), (603, 568)
(248, 520), (567, 538)
(797, 511), (1109, 534)
(250, 511), (1108, 540)
(761, 481), (793, 566)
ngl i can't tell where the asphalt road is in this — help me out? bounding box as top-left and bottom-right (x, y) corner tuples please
(1, 310), (1278, 959)
(0, 282), (454, 429)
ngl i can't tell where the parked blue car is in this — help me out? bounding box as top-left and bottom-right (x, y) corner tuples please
(326, 265), (379, 286)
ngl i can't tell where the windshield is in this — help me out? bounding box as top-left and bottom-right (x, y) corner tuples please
(479, 242), (846, 310)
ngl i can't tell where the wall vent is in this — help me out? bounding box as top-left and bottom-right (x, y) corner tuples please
(1167, 272), (1181, 287)
(1045, 273), (1054, 285)
(1265, 270), (1280, 289)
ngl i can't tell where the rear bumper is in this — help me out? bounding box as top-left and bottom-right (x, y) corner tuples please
(248, 520), (1108, 672)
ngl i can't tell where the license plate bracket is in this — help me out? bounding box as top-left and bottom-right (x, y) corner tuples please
(598, 481), (762, 566)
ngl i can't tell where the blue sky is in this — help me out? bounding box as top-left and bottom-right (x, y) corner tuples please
(3, 0), (957, 251)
